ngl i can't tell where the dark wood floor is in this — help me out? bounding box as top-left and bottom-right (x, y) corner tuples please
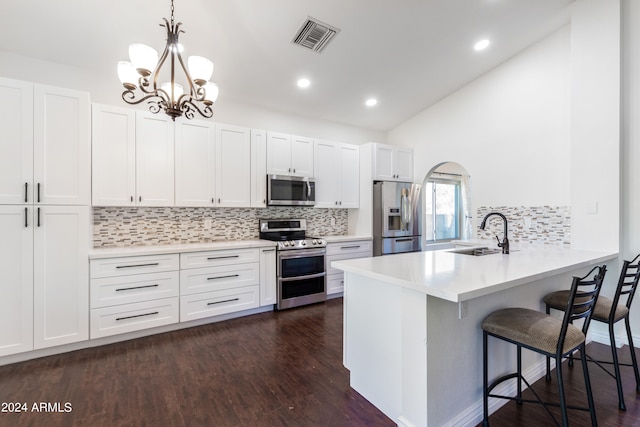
(479, 342), (640, 427)
(0, 298), (394, 427)
(2, 298), (640, 427)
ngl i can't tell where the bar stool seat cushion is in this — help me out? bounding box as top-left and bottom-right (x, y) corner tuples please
(482, 308), (584, 355)
(544, 291), (629, 323)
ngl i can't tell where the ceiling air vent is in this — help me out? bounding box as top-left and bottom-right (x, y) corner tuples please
(292, 17), (340, 53)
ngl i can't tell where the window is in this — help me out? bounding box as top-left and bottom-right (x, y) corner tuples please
(425, 178), (462, 242)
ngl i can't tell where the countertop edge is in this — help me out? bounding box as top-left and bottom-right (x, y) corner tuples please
(89, 240), (277, 259)
(333, 250), (619, 303)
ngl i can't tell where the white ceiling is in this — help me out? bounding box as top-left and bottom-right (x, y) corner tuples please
(0, 0), (573, 131)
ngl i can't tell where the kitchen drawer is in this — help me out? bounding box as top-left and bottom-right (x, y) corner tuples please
(180, 263), (259, 295)
(90, 297), (179, 339)
(326, 240), (372, 256)
(180, 285), (259, 322)
(326, 252), (372, 276)
(90, 271), (179, 308)
(90, 254), (179, 279)
(180, 248), (259, 269)
(327, 273), (345, 295)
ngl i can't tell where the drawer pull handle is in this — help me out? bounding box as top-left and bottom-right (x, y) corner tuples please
(116, 263), (160, 269)
(207, 298), (239, 306)
(341, 245), (361, 250)
(206, 255), (239, 260)
(262, 249), (275, 253)
(115, 284), (160, 292)
(207, 274), (239, 281)
(116, 311), (159, 321)
(24, 182), (28, 203)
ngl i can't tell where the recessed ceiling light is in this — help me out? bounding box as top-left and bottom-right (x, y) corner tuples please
(474, 39), (490, 51)
(365, 98), (377, 107)
(297, 78), (311, 88)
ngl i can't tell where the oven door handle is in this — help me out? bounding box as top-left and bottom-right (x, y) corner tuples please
(278, 249), (326, 259)
(279, 272), (326, 282)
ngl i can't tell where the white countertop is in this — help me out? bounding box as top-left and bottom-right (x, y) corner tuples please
(332, 245), (618, 302)
(90, 239), (276, 259)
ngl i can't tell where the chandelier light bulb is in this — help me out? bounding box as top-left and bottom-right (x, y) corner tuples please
(129, 43), (159, 76)
(117, 61), (138, 89)
(161, 82), (184, 102)
(188, 56), (214, 85)
(203, 81), (219, 104)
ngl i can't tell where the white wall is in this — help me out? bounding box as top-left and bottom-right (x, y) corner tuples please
(387, 26), (572, 209)
(0, 50), (385, 145)
(569, 0), (620, 252)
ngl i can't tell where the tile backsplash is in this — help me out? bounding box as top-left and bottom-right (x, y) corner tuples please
(476, 206), (571, 246)
(93, 207), (349, 248)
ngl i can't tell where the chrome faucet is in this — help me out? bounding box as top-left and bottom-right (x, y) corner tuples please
(480, 212), (509, 254)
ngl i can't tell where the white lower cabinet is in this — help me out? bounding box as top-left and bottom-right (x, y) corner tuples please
(259, 247), (276, 306)
(90, 298), (179, 339)
(89, 254), (180, 339)
(326, 240), (373, 295)
(179, 248), (261, 322)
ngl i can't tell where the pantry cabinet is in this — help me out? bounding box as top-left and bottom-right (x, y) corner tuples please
(33, 206), (90, 349)
(373, 143), (413, 182)
(0, 78), (90, 356)
(314, 140), (360, 208)
(266, 132), (314, 177)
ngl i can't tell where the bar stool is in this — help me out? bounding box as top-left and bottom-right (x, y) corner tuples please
(544, 254), (640, 411)
(482, 265), (606, 427)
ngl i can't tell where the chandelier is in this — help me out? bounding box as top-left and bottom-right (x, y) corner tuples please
(117, 0), (218, 120)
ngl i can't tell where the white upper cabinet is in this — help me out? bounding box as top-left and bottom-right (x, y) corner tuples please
(373, 143), (413, 182)
(34, 85), (91, 205)
(250, 129), (267, 207)
(0, 79), (90, 206)
(216, 123), (251, 207)
(314, 140), (360, 208)
(175, 119), (216, 206)
(91, 104), (136, 206)
(0, 78), (33, 205)
(135, 111), (175, 206)
(266, 132), (314, 177)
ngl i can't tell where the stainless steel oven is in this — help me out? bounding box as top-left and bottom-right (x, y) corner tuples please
(259, 219), (327, 310)
(277, 247), (326, 309)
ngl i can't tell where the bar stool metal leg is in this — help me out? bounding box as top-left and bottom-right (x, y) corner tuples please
(609, 321), (626, 410)
(581, 346), (598, 426)
(483, 330), (490, 427)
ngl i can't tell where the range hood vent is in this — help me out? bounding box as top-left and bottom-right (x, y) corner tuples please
(292, 17), (340, 53)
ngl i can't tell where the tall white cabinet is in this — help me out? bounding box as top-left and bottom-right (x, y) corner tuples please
(0, 77), (90, 356)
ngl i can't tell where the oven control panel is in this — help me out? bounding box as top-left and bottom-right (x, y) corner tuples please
(277, 238), (327, 250)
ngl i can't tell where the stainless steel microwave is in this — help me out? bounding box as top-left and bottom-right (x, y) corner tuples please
(267, 175), (316, 206)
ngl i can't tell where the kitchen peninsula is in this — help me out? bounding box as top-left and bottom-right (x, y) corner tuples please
(332, 245), (617, 427)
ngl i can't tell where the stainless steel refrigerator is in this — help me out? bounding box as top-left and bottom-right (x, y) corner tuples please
(373, 181), (422, 256)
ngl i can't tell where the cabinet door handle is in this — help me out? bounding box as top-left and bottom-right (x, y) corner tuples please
(37, 207), (40, 227)
(116, 311), (159, 321)
(24, 207), (28, 228)
(341, 245), (361, 250)
(206, 255), (239, 261)
(37, 183), (41, 203)
(24, 183), (28, 203)
(116, 263), (160, 269)
(130, 196), (134, 203)
(211, 198), (214, 204)
(207, 298), (239, 306)
(218, 198), (221, 204)
(115, 284), (160, 292)
(138, 196), (142, 202)
(207, 274), (239, 281)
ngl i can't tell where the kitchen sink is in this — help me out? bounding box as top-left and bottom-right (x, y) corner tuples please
(449, 247), (503, 256)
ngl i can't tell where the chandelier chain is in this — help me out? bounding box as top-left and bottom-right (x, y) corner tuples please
(170, 0), (175, 26)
